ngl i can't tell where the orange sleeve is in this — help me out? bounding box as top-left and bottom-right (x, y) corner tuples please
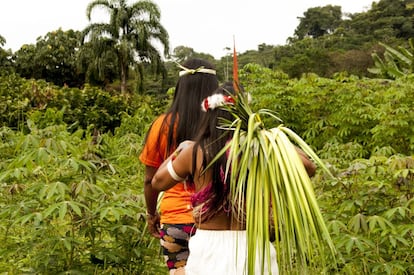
(139, 114), (168, 168)
(139, 114), (195, 224)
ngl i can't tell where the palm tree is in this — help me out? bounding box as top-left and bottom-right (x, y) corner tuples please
(82, 0), (169, 94)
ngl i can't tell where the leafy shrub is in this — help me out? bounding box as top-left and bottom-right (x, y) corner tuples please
(0, 75), (156, 134)
(316, 154), (414, 274)
(241, 64), (414, 156)
(240, 64), (414, 273)
(0, 114), (164, 274)
(2, 64), (414, 274)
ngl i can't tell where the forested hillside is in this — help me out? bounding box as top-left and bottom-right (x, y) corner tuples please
(1, 0), (414, 92)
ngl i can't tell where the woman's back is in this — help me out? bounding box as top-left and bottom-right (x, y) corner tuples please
(190, 144), (244, 230)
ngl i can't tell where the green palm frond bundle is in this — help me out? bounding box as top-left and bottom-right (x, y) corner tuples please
(214, 90), (338, 274)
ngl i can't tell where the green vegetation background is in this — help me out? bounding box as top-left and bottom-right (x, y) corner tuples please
(0, 65), (413, 274)
(0, 0), (413, 273)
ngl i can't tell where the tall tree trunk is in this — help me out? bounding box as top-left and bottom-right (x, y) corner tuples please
(120, 64), (127, 94)
(136, 64), (144, 94)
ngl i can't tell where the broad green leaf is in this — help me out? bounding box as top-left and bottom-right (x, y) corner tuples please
(59, 202), (68, 220)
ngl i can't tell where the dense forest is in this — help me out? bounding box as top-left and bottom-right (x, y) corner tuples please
(0, 0), (413, 274)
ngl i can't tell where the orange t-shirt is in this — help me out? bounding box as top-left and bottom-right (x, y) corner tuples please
(139, 114), (195, 224)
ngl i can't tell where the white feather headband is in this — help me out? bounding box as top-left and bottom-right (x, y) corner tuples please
(201, 93), (235, 112)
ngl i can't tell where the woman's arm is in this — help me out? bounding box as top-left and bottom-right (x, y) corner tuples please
(295, 147), (317, 177)
(143, 165), (161, 238)
(152, 141), (194, 191)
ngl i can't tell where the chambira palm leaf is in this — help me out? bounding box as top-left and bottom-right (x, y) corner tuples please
(211, 89), (337, 274)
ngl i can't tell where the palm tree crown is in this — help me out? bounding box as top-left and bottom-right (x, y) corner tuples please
(82, 0), (169, 93)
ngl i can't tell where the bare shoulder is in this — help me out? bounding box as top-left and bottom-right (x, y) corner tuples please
(172, 140), (196, 162)
(178, 140), (195, 149)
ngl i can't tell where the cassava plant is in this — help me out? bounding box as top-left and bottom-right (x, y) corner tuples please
(211, 85), (338, 274)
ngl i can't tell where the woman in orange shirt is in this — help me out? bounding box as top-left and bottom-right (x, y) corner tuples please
(139, 58), (219, 274)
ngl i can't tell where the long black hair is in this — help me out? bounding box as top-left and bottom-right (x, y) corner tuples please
(163, 58), (219, 155)
(192, 82), (237, 217)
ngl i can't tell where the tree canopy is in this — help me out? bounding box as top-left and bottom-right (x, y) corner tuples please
(2, 0), (414, 89)
(13, 29), (83, 87)
(294, 5), (342, 39)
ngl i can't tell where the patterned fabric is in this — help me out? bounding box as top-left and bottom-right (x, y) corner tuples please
(160, 223), (197, 270)
(190, 165), (231, 224)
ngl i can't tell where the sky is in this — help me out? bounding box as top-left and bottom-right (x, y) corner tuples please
(0, 0), (377, 59)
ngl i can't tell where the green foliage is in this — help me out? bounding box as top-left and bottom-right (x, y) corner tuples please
(0, 75), (148, 133)
(0, 45), (13, 74)
(272, 36), (375, 78)
(2, 62), (414, 273)
(347, 0), (414, 40)
(4, 0), (414, 91)
(77, 40), (119, 87)
(316, 154), (414, 274)
(49, 85), (134, 132)
(294, 5), (343, 39)
(0, 73), (33, 129)
(13, 29), (84, 87)
(0, 74), (169, 273)
(0, 114), (164, 274)
(240, 64), (414, 273)
(368, 38), (414, 79)
(241, 64), (414, 156)
(242, 0), (414, 79)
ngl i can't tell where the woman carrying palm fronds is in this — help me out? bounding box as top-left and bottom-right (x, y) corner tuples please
(152, 82), (333, 274)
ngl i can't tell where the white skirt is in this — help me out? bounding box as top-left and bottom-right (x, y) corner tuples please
(185, 229), (278, 275)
